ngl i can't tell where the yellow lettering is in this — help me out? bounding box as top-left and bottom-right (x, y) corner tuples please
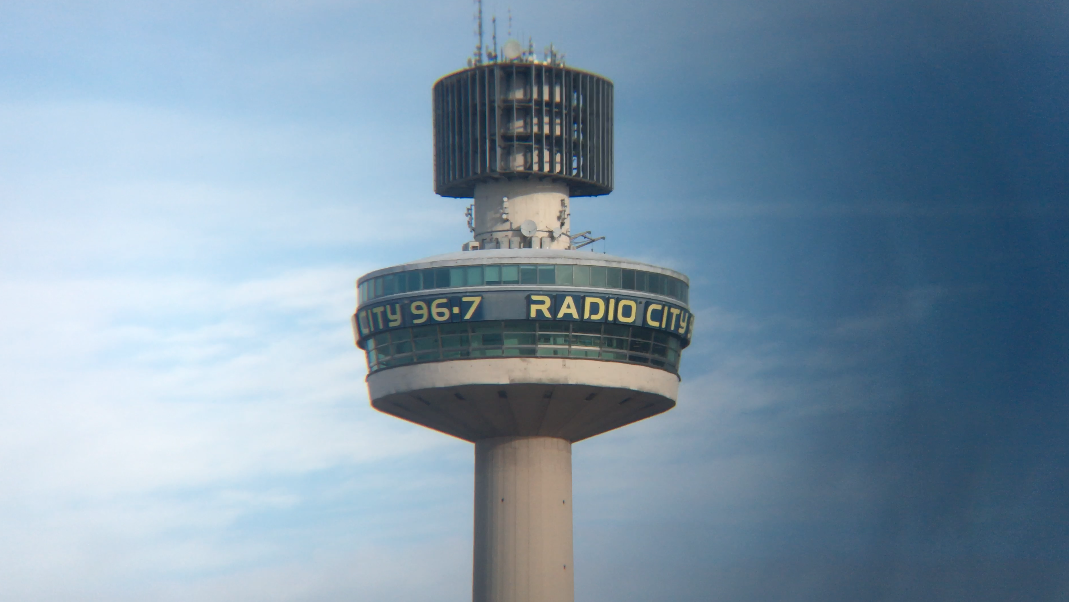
(668, 307), (681, 331)
(411, 301), (429, 324)
(529, 295), (552, 318)
(645, 303), (663, 327)
(583, 297), (606, 320)
(357, 310), (370, 335)
(687, 314), (695, 339)
(462, 296), (482, 319)
(431, 299), (451, 321)
(557, 296), (579, 319)
(616, 300), (637, 323)
(608, 298), (616, 321)
(372, 306), (386, 329)
(677, 311), (689, 334)
(386, 304), (402, 327)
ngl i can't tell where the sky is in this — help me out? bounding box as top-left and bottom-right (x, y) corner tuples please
(0, 0), (1066, 600)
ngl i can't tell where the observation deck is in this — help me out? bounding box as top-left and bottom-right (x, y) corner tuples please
(353, 250), (693, 442)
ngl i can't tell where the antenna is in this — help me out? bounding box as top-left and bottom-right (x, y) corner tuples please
(508, 8), (512, 38)
(472, 0), (484, 65)
(491, 15), (497, 62)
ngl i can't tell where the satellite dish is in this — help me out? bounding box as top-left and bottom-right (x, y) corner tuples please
(520, 219), (537, 237)
(552, 227), (563, 239)
(502, 39), (523, 61)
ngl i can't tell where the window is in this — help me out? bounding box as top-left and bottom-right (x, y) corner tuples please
(364, 321), (683, 375)
(359, 263), (690, 306)
(556, 265), (573, 285)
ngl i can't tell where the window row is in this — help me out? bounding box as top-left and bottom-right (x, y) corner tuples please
(359, 264), (688, 305)
(363, 321), (683, 374)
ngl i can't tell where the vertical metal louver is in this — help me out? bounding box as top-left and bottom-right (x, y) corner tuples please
(433, 64), (613, 198)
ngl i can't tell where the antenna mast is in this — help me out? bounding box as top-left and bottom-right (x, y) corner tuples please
(490, 15), (498, 61)
(473, 0), (484, 65)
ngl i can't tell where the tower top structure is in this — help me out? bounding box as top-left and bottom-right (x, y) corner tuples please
(432, 38), (613, 251)
(433, 60), (613, 199)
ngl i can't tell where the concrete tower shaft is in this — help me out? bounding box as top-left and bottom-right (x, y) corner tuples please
(473, 437), (573, 602)
(472, 180), (571, 250)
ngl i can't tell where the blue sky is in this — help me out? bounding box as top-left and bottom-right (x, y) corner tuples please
(1, 1), (1066, 600)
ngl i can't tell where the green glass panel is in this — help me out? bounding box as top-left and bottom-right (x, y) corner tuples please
(538, 322), (569, 332)
(442, 349), (471, 359)
(374, 277), (383, 298)
(628, 354), (650, 364)
(537, 265), (555, 284)
(414, 337), (438, 351)
(537, 334), (569, 345)
(440, 323), (468, 335)
(415, 351), (440, 362)
(630, 329), (653, 341)
(607, 267), (622, 288)
(503, 347), (536, 356)
(450, 267), (465, 287)
(573, 265), (590, 286)
(372, 334), (389, 349)
(471, 321), (502, 333)
(573, 322), (601, 334)
(629, 340), (652, 353)
(392, 341), (412, 354)
(421, 269), (436, 290)
(555, 265), (573, 285)
(391, 330), (411, 342)
(412, 325), (438, 339)
(406, 271), (421, 292)
(466, 266), (484, 286)
(502, 265), (519, 284)
(646, 273), (658, 294)
(520, 265), (537, 284)
(621, 269), (635, 290)
(484, 265), (501, 284)
(503, 321), (536, 332)
(429, 268), (445, 288)
(504, 333), (536, 346)
(440, 334), (469, 349)
(652, 332), (669, 344)
(604, 324), (630, 337)
(472, 333), (503, 346)
(591, 266), (607, 287)
(571, 334), (601, 347)
(651, 344), (668, 358)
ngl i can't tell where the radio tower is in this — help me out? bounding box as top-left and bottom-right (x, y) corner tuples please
(352, 26), (693, 602)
